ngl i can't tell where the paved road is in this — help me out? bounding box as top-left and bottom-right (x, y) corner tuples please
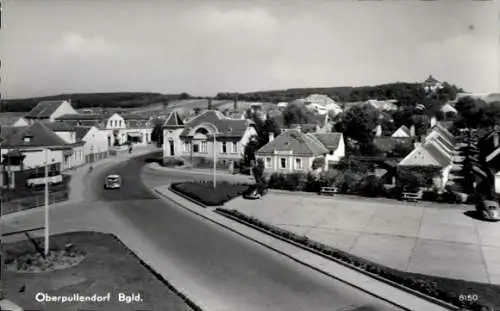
(92, 153), (403, 311)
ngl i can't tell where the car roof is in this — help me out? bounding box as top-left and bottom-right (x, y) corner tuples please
(107, 174), (121, 178)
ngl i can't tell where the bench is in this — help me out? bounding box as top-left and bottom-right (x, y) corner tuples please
(320, 186), (338, 195)
(402, 192), (423, 202)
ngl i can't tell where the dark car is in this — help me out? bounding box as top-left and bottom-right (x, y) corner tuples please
(476, 200), (500, 221)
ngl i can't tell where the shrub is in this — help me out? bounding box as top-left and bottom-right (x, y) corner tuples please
(171, 181), (249, 206)
(311, 157), (325, 170)
(440, 188), (464, 204)
(422, 189), (441, 202)
(355, 174), (385, 197)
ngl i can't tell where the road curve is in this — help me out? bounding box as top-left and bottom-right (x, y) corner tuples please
(95, 154), (403, 311)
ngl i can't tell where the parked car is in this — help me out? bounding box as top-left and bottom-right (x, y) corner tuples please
(476, 200), (500, 221)
(104, 174), (122, 189)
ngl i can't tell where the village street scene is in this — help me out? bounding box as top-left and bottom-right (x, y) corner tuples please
(0, 1), (499, 311)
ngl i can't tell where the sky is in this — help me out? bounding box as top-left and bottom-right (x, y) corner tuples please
(0, 0), (499, 99)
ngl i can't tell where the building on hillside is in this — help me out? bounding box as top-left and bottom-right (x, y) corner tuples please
(255, 129), (333, 173)
(423, 75), (443, 93)
(367, 99), (398, 112)
(440, 103), (458, 120)
(303, 94), (343, 116)
(398, 123), (455, 190)
(162, 110), (257, 168)
(25, 100), (78, 123)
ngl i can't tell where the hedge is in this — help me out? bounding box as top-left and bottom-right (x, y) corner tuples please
(216, 208), (498, 311)
(170, 181), (249, 206)
(266, 171), (466, 204)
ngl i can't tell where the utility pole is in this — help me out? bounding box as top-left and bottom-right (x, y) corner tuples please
(44, 149), (50, 256)
(213, 134), (216, 189)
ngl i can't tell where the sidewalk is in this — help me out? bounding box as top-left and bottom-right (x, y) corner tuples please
(153, 184), (452, 311)
(219, 191), (500, 285)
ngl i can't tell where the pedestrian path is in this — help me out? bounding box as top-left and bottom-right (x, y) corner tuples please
(222, 192), (500, 285)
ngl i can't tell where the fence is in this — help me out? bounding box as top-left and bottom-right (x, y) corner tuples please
(1, 190), (69, 215)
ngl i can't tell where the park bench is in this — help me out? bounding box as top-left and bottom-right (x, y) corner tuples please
(320, 186), (338, 195)
(402, 191), (423, 202)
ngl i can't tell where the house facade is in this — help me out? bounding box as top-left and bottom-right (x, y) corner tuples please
(76, 126), (110, 163)
(163, 110), (257, 166)
(255, 130), (343, 173)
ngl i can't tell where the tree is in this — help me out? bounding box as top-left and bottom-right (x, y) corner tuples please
(340, 103), (379, 150)
(481, 101), (500, 128)
(282, 101), (311, 127)
(454, 96), (487, 129)
(150, 121), (164, 146)
(179, 93), (190, 100)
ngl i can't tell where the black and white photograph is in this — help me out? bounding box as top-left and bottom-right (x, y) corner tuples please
(0, 0), (499, 310)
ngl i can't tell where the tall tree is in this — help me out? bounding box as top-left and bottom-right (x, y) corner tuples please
(282, 101), (311, 127)
(454, 96), (487, 129)
(340, 103), (379, 153)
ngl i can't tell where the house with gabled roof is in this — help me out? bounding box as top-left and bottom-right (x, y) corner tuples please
(162, 110), (257, 167)
(55, 111), (152, 147)
(0, 122), (82, 186)
(398, 123), (455, 190)
(25, 100), (78, 123)
(391, 125), (413, 138)
(256, 129), (329, 173)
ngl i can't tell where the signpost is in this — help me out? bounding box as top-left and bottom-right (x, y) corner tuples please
(44, 148), (50, 256)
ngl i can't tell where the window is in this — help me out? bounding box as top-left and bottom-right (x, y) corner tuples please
(232, 142), (238, 153)
(183, 143), (190, 152)
(201, 141), (208, 153)
(295, 158), (302, 169)
(265, 157), (272, 168)
(280, 158), (287, 169)
(119, 120), (122, 127)
(193, 144), (199, 153)
(222, 142), (227, 153)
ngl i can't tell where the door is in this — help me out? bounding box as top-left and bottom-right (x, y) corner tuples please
(169, 140), (175, 156)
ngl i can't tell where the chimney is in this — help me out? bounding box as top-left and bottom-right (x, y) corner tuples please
(375, 124), (382, 137)
(410, 124), (416, 137)
(430, 116), (437, 127)
(269, 132), (274, 142)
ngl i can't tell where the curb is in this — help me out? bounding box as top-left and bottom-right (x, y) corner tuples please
(169, 186), (210, 208)
(216, 209), (461, 311)
(153, 187), (453, 311)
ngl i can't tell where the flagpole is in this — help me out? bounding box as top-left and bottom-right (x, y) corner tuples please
(44, 148), (49, 256)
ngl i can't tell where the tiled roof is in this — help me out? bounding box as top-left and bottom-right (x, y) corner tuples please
(374, 137), (413, 153)
(56, 114), (107, 121)
(0, 112), (27, 126)
(25, 100), (66, 119)
(423, 141), (451, 167)
(0, 126), (24, 141)
(122, 113), (149, 120)
(256, 129), (329, 156)
(180, 110), (250, 138)
(288, 124), (318, 133)
(1, 122), (68, 148)
(75, 126), (93, 141)
(163, 111), (184, 129)
(309, 132), (342, 151)
(430, 123), (455, 144)
(44, 121), (76, 132)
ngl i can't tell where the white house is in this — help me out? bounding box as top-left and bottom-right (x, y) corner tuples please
(0, 122), (74, 174)
(75, 126), (110, 162)
(44, 122), (86, 169)
(163, 110), (257, 166)
(25, 100), (78, 123)
(256, 130), (344, 173)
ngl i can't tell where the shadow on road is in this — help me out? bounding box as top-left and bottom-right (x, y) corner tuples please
(463, 210), (498, 222)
